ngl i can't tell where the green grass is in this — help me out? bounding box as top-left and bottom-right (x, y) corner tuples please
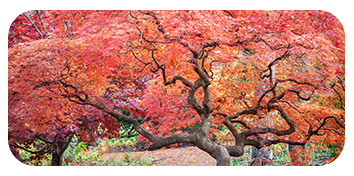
(62, 137), (152, 166)
(16, 137), (152, 166)
(107, 137), (136, 147)
(69, 151), (153, 166)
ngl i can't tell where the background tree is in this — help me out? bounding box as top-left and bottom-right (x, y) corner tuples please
(8, 10), (344, 166)
(8, 39), (121, 165)
(8, 11), (123, 165)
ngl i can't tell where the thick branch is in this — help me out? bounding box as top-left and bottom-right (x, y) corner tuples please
(187, 78), (204, 113)
(188, 50), (213, 115)
(163, 76), (193, 87)
(192, 59), (211, 86)
(224, 145), (244, 157)
(89, 101), (198, 149)
(154, 133), (197, 149)
(229, 120), (251, 129)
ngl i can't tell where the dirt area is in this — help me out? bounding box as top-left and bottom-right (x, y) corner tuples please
(103, 146), (217, 166)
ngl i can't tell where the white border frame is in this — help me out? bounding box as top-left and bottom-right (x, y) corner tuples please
(1, 1), (353, 170)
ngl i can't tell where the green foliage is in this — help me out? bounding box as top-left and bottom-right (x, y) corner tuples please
(230, 142), (341, 166)
(266, 154), (292, 166)
(106, 137), (137, 147)
(243, 48), (255, 55)
(230, 147), (253, 166)
(230, 149), (292, 166)
(64, 136), (151, 166)
(19, 149), (52, 166)
(120, 153), (153, 166)
(62, 141), (87, 165)
(17, 140), (52, 166)
(69, 151), (152, 166)
(327, 144), (341, 158)
(123, 152), (132, 163)
(117, 109), (145, 137)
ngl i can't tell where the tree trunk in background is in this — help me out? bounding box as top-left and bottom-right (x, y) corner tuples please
(50, 132), (75, 166)
(250, 146), (274, 166)
(51, 152), (62, 166)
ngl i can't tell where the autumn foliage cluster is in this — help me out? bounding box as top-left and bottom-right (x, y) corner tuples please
(8, 10), (344, 166)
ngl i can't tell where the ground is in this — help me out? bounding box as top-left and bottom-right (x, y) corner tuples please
(103, 146), (217, 166)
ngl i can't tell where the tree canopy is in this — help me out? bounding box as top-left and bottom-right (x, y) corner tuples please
(8, 10), (344, 166)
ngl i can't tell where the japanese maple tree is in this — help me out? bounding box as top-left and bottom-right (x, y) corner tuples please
(8, 10), (344, 166)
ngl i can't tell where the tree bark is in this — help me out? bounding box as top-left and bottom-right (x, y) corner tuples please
(50, 132), (75, 166)
(51, 152), (62, 166)
(214, 145), (231, 166)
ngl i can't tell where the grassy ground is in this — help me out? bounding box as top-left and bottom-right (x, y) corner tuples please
(63, 137), (154, 166)
(18, 136), (340, 166)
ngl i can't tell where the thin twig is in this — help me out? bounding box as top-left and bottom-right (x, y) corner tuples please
(23, 12), (43, 39)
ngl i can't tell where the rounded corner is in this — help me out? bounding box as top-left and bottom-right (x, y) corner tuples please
(8, 144), (31, 169)
(317, 10), (345, 35)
